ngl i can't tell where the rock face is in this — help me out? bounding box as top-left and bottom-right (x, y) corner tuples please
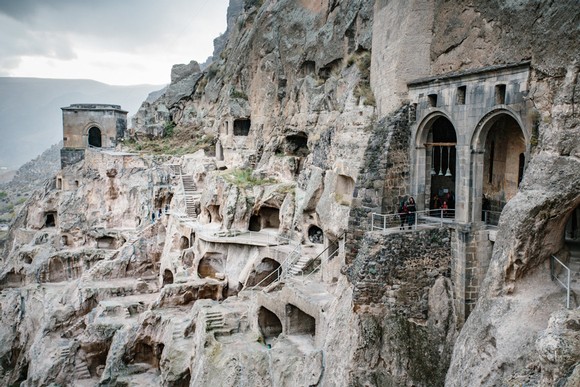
(0, 0), (579, 386)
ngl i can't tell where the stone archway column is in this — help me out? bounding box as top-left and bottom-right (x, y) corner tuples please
(455, 145), (471, 223)
(470, 151), (485, 224)
(412, 146), (427, 210)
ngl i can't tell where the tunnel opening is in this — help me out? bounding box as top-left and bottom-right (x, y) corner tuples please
(258, 307), (283, 342)
(197, 252), (226, 279)
(286, 304), (316, 336)
(233, 118), (251, 136)
(308, 225), (324, 244)
(162, 269), (174, 287)
(246, 258), (281, 287)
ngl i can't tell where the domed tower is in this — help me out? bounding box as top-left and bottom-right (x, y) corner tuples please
(60, 103), (128, 168)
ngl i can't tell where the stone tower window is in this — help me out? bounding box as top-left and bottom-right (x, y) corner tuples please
(428, 94), (438, 107)
(88, 126), (102, 147)
(495, 84), (506, 105)
(456, 86), (466, 105)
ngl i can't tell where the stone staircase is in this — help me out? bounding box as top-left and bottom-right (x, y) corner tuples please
(75, 358), (91, 380)
(205, 311), (225, 332)
(59, 345), (71, 362)
(172, 318), (190, 340)
(181, 175), (199, 219)
(169, 164), (182, 176)
(288, 255), (312, 276)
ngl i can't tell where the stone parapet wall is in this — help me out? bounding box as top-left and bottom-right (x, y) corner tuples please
(348, 227), (451, 316)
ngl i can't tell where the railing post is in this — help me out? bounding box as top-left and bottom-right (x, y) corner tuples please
(566, 269), (570, 309)
(383, 214), (386, 231)
(440, 209), (443, 226)
(371, 214), (374, 231)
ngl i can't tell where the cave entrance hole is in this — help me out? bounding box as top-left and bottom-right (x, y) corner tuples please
(162, 269), (174, 287)
(179, 235), (190, 250)
(44, 212), (57, 228)
(258, 307), (283, 342)
(246, 258), (281, 287)
(286, 304), (316, 336)
(96, 236), (116, 249)
(197, 252), (225, 279)
(284, 132), (309, 157)
(233, 118), (251, 136)
(308, 225), (324, 244)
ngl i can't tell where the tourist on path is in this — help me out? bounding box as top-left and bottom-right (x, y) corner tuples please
(407, 197), (416, 229)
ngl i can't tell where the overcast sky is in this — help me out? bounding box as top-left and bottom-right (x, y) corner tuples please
(0, 0), (229, 85)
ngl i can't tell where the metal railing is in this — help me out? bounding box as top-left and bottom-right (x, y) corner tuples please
(371, 209), (455, 232)
(294, 232), (346, 278)
(249, 242), (302, 290)
(197, 229), (298, 248)
(483, 210), (502, 227)
(550, 255), (571, 309)
(302, 244), (341, 281)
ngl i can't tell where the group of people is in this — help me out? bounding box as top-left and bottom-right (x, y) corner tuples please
(398, 196), (416, 230)
(431, 191), (455, 217)
(151, 204), (170, 223)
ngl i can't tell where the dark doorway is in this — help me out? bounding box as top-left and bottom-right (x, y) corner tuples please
(88, 127), (102, 147)
(45, 212), (56, 227)
(308, 225), (324, 244)
(482, 115), (525, 212)
(246, 258), (281, 287)
(286, 304), (316, 336)
(233, 119), (251, 136)
(162, 269), (174, 287)
(427, 117), (457, 215)
(249, 215), (261, 231)
(258, 307), (283, 341)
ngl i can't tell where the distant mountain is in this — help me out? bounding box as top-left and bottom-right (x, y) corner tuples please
(0, 77), (164, 168)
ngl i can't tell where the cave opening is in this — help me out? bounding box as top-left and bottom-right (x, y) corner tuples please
(258, 307), (283, 342)
(246, 258), (280, 287)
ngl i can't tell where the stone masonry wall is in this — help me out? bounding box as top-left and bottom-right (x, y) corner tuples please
(346, 105), (410, 264)
(348, 227), (451, 313)
(346, 227), (456, 386)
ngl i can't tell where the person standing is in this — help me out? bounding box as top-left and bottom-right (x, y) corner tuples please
(407, 197), (416, 229)
(398, 201), (408, 230)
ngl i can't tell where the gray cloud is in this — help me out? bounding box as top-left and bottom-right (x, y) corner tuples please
(0, 0), (228, 79)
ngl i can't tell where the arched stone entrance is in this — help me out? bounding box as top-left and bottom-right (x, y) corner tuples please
(88, 126), (102, 147)
(415, 113), (458, 217)
(258, 307), (282, 342)
(245, 258), (281, 287)
(471, 110), (527, 224)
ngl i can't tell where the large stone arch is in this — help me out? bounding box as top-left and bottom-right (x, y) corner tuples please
(412, 110), (459, 215)
(470, 108), (528, 224)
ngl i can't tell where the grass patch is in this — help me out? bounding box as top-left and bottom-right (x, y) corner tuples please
(124, 126), (216, 156)
(230, 89), (248, 100)
(221, 169), (277, 188)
